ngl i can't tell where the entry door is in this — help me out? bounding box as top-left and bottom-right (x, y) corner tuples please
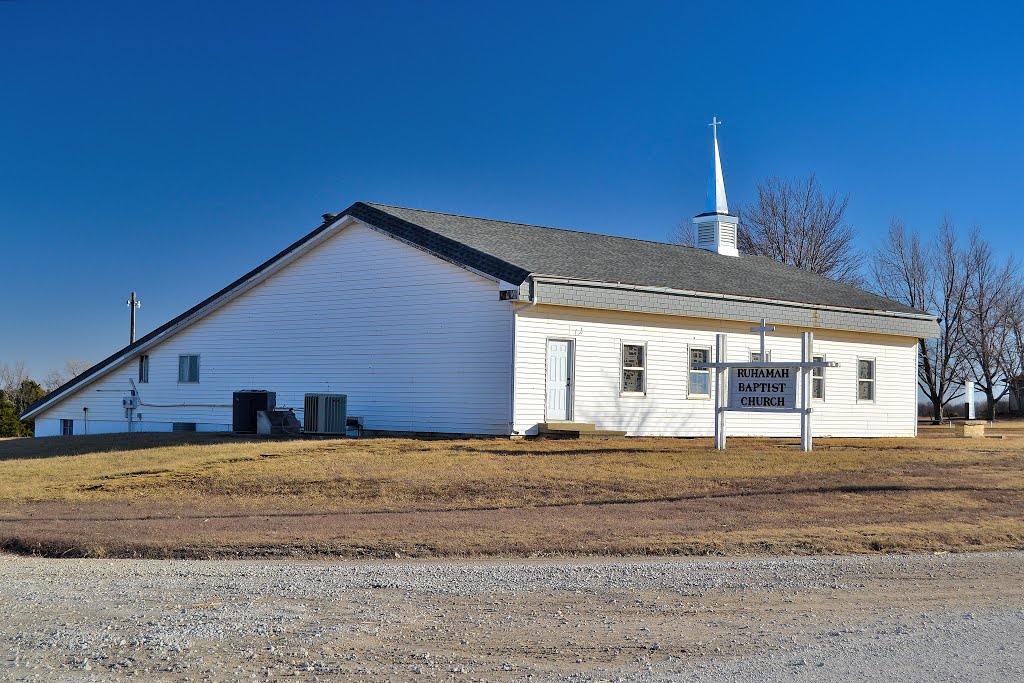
(546, 340), (573, 421)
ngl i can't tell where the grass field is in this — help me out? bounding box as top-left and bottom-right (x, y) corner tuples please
(0, 431), (1021, 558)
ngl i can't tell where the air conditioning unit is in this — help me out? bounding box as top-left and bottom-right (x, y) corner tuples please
(303, 393), (347, 435)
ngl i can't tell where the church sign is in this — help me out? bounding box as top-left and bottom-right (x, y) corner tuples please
(727, 365), (798, 411)
(693, 318), (839, 452)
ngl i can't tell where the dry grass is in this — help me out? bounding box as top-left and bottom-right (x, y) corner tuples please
(0, 432), (1021, 558)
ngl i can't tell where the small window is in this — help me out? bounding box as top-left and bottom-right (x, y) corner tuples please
(621, 344), (646, 394)
(857, 359), (875, 401)
(178, 354), (200, 383)
(688, 347), (711, 397)
(750, 350), (771, 363)
(812, 354), (825, 400)
(138, 355), (150, 384)
(60, 419), (74, 436)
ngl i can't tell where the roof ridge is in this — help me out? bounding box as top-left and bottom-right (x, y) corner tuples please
(363, 202), (711, 253)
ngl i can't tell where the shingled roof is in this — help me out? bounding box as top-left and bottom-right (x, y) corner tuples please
(23, 200), (928, 419)
(350, 202), (924, 315)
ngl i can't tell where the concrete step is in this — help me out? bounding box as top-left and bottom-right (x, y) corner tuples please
(536, 422), (627, 440)
(538, 422), (598, 432)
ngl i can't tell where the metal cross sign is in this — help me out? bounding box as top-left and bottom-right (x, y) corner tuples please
(751, 318), (775, 359)
(690, 320), (839, 453)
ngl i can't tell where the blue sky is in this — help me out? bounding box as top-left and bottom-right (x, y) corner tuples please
(2, 1), (1022, 377)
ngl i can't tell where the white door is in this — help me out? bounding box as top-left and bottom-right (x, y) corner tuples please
(546, 340), (573, 421)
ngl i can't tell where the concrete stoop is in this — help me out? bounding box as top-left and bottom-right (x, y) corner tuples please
(536, 422), (628, 440)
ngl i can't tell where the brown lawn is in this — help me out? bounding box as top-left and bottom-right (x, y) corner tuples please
(0, 430), (1020, 558)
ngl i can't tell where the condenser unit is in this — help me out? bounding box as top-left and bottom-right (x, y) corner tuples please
(303, 393), (347, 435)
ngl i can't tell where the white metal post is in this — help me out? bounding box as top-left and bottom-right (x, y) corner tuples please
(715, 333), (727, 450)
(800, 332), (813, 452)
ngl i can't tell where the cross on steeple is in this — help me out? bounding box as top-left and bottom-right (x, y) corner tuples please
(709, 116), (722, 137)
(751, 318), (775, 360)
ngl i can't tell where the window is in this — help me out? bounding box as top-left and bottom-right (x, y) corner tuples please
(688, 347), (711, 397)
(178, 354), (200, 383)
(857, 359), (875, 401)
(621, 344), (646, 394)
(60, 419), (74, 436)
(812, 354), (825, 400)
(138, 355), (150, 383)
(750, 350), (771, 362)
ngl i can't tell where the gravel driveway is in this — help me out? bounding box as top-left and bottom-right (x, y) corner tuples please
(1, 552), (1021, 682)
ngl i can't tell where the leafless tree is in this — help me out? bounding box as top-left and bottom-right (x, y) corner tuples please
(1005, 296), (1024, 415)
(0, 361), (30, 401)
(670, 220), (696, 247)
(962, 231), (1020, 420)
(43, 359), (91, 392)
(872, 217), (971, 422)
(738, 173), (861, 284)
(42, 369), (65, 393)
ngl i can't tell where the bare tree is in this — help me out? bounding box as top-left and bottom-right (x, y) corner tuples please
(962, 231), (1020, 420)
(0, 361), (29, 401)
(738, 173), (861, 284)
(0, 361), (45, 429)
(42, 369), (65, 393)
(670, 220), (696, 247)
(872, 217), (971, 422)
(43, 358), (91, 392)
(1005, 296), (1024, 415)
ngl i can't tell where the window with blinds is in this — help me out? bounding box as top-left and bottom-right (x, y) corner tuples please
(621, 344), (646, 395)
(178, 354), (200, 383)
(688, 347), (711, 397)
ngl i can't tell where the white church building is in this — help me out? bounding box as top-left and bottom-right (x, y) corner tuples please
(25, 127), (938, 438)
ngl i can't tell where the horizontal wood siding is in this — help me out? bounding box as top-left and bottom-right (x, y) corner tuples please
(513, 306), (918, 437)
(37, 223), (513, 435)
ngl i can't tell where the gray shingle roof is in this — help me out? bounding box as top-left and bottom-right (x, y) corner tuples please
(23, 199), (927, 420)
(350, 202), (924, 315)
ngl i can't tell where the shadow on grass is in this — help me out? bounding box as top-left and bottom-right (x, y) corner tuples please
(0, 432), (277, 462)
(2, 482), (1017, 524)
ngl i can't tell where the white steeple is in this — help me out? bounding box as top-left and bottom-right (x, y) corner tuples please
(705, 116), (729, 214)
(693, 116), (739, 257)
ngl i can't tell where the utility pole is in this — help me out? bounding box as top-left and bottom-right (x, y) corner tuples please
(127, 291), (141, 344)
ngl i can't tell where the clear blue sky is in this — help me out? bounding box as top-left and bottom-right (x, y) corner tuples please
(2, 1), (1022, 377)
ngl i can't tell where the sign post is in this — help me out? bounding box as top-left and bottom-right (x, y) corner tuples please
(697, 321), (835, 452)
(800, 331), (813, 452)
(714, 334), (727, 450)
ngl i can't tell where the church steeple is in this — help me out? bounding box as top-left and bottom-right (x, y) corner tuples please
(705, 116), (729, 214)
(693, 116), (739, 257)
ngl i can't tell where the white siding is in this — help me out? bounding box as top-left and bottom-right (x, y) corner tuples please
(36, 223), (514, 435)
(513, 306), (918, 437)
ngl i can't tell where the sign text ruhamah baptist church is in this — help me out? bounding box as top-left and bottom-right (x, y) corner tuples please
(727, 365), (798, 410)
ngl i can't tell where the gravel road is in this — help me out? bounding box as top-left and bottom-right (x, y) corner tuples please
(0, 552), (1021, 682)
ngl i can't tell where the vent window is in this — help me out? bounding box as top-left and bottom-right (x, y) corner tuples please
(697, 224), (715, 244)
(172, 422), (197, 432)
(138, 355), (150, 384)
(720, 223), (737, 246)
